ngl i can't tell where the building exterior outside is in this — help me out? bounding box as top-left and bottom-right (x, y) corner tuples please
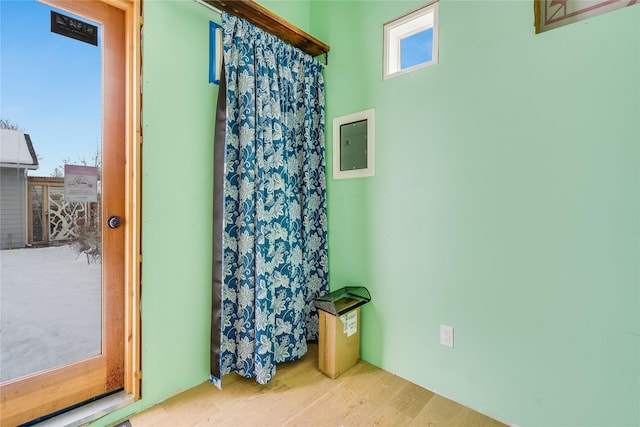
(0, 129), (39, 249)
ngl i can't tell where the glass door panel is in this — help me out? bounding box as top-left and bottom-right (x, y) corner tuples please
(1, 0), (103, 384)
(0, 0), (125, 424)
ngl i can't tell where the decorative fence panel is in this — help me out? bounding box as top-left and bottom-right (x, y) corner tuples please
(28, 178), (99, 250)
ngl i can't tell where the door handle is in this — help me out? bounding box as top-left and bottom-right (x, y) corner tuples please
(107, 215), (123, 229)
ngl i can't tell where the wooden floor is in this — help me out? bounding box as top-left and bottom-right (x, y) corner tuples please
(127, 344), (507, 427)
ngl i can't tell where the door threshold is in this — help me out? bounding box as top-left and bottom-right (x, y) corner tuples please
(28, 391), (134, 427)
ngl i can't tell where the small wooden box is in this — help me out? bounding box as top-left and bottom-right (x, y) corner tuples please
(318, 306), (360, 379)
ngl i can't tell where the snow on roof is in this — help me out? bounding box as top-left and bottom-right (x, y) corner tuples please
(0, 129), (39, 169)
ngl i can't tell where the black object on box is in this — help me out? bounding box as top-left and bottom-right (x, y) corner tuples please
(313, 286), (371, 316)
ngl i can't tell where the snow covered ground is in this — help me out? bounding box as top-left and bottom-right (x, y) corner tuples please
(0, 245), (101, 382)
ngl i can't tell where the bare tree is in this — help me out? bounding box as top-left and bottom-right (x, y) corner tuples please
(0, 118), (23, 130)
(50, 144), (101, 178)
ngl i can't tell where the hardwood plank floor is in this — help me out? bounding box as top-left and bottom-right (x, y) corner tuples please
(126, 344), (507, 427)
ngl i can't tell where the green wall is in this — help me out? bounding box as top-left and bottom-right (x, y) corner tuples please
(258, 0), (312, 34)
(136, 0), (216, 407)
(98, 0), (639, 426)
(313, 1), (640, 426)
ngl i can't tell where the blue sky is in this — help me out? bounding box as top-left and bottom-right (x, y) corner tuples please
(400, 28), (433, 70)
(1, 0), (101, 176)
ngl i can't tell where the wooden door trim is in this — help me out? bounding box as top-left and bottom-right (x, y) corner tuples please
(120, 0), (142, 401)
(1, 359), (106, 423)
(98, 0), (143, 404)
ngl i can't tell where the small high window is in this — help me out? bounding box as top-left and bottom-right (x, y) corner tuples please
(383, 1), (439, 80)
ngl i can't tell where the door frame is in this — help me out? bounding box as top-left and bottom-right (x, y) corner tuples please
(99, 0), (142, 402)
(92, 0), (143, 401)
(0, 0), (141, 424)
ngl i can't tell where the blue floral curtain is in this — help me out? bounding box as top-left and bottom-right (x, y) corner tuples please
(218, 12), (328, 384)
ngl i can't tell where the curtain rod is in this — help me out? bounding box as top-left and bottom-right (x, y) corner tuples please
(195, 0), (221, 15)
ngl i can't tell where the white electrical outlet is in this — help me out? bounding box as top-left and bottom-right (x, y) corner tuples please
(440, 324), (454, 348)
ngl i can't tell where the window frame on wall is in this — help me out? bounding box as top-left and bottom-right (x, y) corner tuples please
(383, 1), (439, 80)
